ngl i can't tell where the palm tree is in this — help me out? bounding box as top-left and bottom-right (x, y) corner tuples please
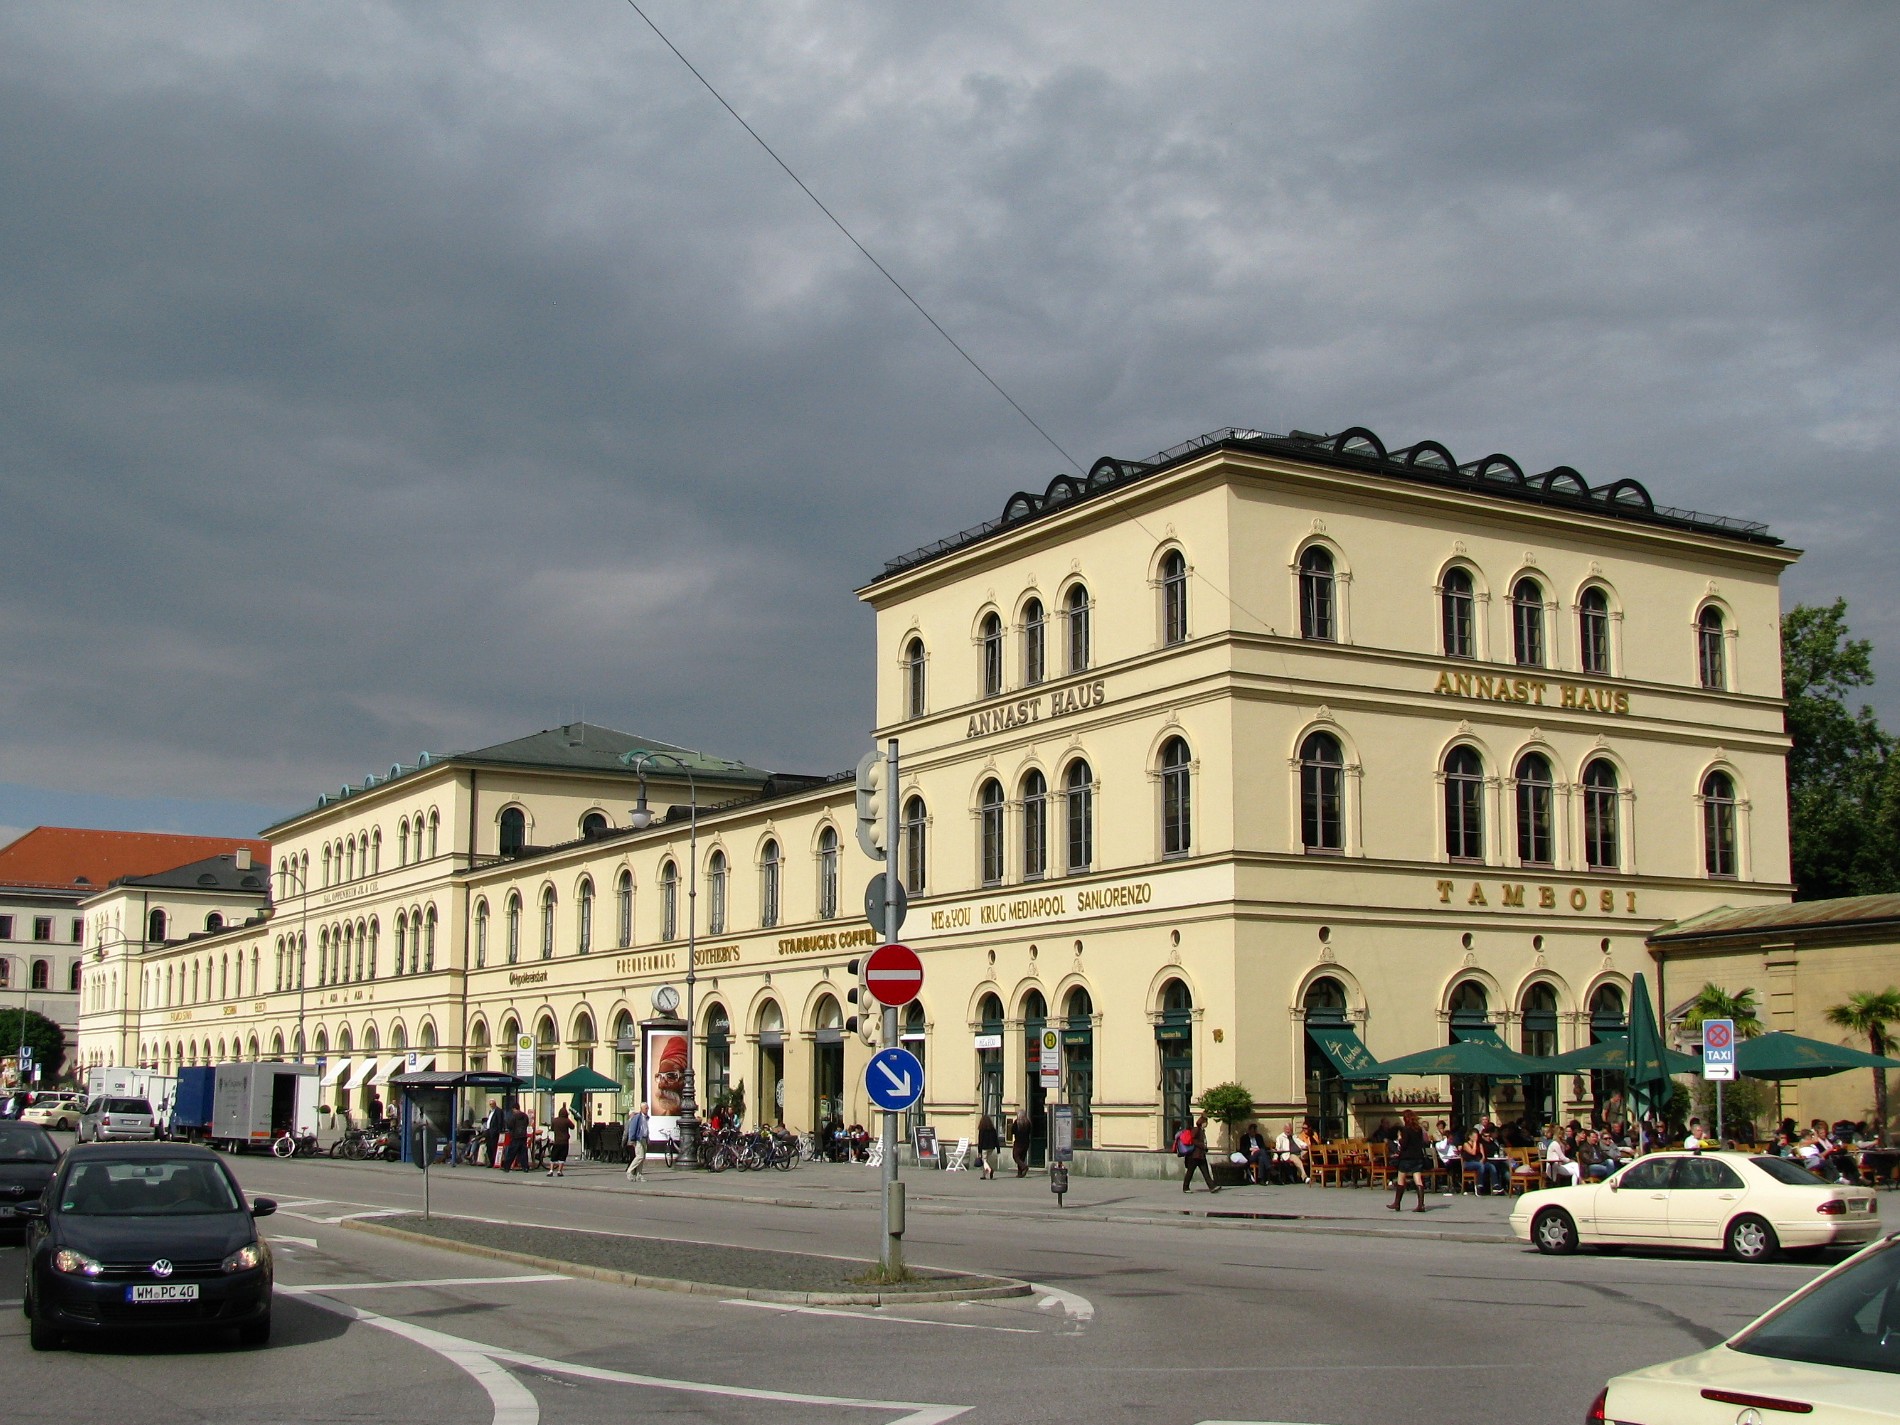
(1681, 983), (1766, 1039)
(1825, 988), (1900, 1140)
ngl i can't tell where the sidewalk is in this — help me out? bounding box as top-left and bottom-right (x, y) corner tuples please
(402, 1153), (1526, 1243)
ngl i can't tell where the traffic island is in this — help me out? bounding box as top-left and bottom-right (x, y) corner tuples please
(345, 1213), (1031, 1306)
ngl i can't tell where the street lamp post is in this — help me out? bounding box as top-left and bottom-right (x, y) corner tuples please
(281, 861), (311, 1064)
(623, 751), (701, 1167)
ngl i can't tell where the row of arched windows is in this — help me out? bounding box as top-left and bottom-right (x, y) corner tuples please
(281, 806), (444, 897)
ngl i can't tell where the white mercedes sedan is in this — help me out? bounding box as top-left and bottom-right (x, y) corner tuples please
(1589, 1232), (1900, 1424)
(1510, 1150), (1880, 1262)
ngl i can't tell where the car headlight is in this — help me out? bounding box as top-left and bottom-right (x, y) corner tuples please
(53, 1249), (103, 1276)
(222, 1242), (264, 1273)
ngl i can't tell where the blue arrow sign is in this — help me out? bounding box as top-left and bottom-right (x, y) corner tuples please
(865, 1047), (923, 1112)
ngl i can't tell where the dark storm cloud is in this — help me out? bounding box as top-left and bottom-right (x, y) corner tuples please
(1, 2), (1896, 832)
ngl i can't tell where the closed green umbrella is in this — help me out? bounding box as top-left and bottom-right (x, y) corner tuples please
(1732, 1031), (1900, 1082)
(1624, 973), (1676, 1121)
(1542, 1034), (1701, 1076)
(1371, 1039), (1547, 1078)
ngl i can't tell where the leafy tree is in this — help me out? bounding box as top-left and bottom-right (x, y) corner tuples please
(1681, 983), (1765, 1039)
(1198, 1081), (1255, 1148)
(1783, 599), (1895, 899)
(0, 1008), (68, 1086)
(1825, 988), (1900, 1140)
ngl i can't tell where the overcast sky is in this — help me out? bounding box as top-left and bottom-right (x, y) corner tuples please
(2, 2), (1896, 845)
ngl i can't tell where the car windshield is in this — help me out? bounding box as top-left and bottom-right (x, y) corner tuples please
(1731, 1237), (1900, 1376)
(0, 1125), (58, 1163)
(104, 1099), (151, 1115)
(1750, 1154), (1828, 1186)
(60, 1159), (242, 1216)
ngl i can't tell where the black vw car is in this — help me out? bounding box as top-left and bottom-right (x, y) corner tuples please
(1, 1121), (60, 1237)
(17, 1141), (276, 1350)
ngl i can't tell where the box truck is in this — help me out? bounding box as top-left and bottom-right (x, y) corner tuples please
(168, 1065), (217, 1141)
(84, 1066), (178, 1124)
(210, 1062), (320, 1152)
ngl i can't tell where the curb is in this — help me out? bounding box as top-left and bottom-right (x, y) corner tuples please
(341, 1217), (1033, 1306)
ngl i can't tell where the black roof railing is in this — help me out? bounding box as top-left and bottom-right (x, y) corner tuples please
(874, 425), (1777, 580)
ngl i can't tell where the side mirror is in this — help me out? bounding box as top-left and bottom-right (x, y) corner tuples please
(1607, 1180), (1619, 1192)
(250, 1197), (277, 1218)
(12, 1200), (45, 1220)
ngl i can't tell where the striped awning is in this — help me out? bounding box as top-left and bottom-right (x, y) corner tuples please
(320, 1057), (352, 1087)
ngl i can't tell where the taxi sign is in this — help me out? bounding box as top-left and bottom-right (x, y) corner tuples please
(1702, 1019), (1736, 1082)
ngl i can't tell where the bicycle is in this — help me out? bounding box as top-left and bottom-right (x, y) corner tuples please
(271, 1128), (322, 1159)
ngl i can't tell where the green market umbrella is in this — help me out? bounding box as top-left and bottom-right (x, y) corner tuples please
(549, 1066), (622, 1093)
(1370, 1039), (1547, 1078)
(1542, 1034), (1701, 1076)
(1731, 1031), (1900, 1082)
(1623, 973), (1676, 1121)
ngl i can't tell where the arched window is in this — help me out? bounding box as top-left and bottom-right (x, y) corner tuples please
(1021, 770), (1048, 881)
(1022, 598), (1045, 686)
(205, 911), (223, 933)
(577, 877), (594, 954)
(902, 796), (928, 893)
(499, 807), (526, 856)
(582, 810), (609, 838)
(539, 886), (556, 959)
(1300, 732), (1344, 852)
(344, 838), (355, 881)
(904, 637), (927, 718)
(427, 810), (439, 859)
(398, 820), (409, 865)
(817, 827), (839, 919)
(423, 905), (436, 972)
(1520, 982), (1560, 1125)
(365, 920), (377, 979)
(1064, 759), (1093, 874)
(1065, 583), (1092, 673)
(1580, 587), (1612, 675)
(321, 844), (332, 887)
(370, 827), (381, 873)
(1511, 577), (1546, 667)
(391, 917), (405, 977)
(1702, 770), (1738, 877)
(759, 841), (781, 928)
(1160, 737), (1192, 858)
(474, 900), (488, 969)
(69, 959), (81, 993)
(979, 611), (1003, 697)
(1299, 547), (1336, 641)
(976, 992), (1005, 1123)
(31, 959), (49, 991)
(506, 893), (522, 964)
(148, 908), (168, 944)
(660, 860), (679, 940)
(978, 780), (1005, 887)
(616, 870), (633, 946)
(1698, 607), (1727, 690)
(1582, 759), (1620, 870)
(1514, 752), (1555, 866)
(707, 850), (728, 935)
(1441, 567), (1475, 659)
(1444, 746), (1485, 862)
(1160, 549), (1188, 645)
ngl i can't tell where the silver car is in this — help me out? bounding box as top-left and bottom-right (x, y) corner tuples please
(77, 1097), (156, 1143)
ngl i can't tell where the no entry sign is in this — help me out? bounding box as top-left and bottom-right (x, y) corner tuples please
(864, 943), (924, 1007)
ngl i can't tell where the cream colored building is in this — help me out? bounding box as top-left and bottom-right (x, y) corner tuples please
(79, 425), (1801, 1169)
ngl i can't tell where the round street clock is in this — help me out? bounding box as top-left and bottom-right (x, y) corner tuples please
(652, 985), (681, 1016)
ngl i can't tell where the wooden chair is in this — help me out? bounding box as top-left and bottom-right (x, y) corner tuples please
(1310, 1143), (1343, 1187)
(1506, 1146), (1543, 1195)
(1363, 1141), (1392, 1189)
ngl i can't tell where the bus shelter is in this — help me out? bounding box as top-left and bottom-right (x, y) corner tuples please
(388, 1069), (523, 1163)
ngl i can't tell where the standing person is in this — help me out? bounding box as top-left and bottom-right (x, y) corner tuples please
(1010, 1107), (1033, 1178)
(504, 1101), (532, 1172)
(548, 1105), (573, 1177)
(975, 1114), (1000, 1180)
(1181, 1113), (1220, 1193)
(367, 1090), (384, 1128)
(481, 1100), (505, 1167)
(1389, 1110), (1430, 1212)
(624, 1101), (650, 1182)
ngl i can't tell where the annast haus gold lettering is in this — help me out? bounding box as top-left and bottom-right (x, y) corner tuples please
(1432, 668), (1628, 716)
(966, 680), (1106, 739)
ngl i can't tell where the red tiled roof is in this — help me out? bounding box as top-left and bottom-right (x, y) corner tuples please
(0, 826), (272, 894)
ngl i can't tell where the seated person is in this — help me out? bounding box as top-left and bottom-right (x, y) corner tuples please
(1431, 1120), (1462, 1194)
(1272, 1121), (1308, 1183)
(1238, 1121), (1268, 1184)
(1543, 1133), (1581, 1186)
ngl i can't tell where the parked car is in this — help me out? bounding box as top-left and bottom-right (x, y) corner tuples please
(1513, 1149), (1880, 1263)
(77, 1097), (157, 1144)
(1589, 1230), (1900, 1422)
(1, 1121), (61, 1238)
(16, 1141), (276, 1350)
(23, 1094), (85, 1132)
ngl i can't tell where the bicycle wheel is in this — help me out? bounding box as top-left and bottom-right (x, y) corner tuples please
(271, 1135), (293, 1159)
(329, 1139), (345, 1158)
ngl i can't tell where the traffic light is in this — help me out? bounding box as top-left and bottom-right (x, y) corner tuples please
(844, 957), (880, 1046)
(854, 749), (885, 861)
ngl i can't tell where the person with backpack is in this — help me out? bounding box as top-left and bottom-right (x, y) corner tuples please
(624, 1101), (650, 1182)
(1178, 1114), (1220, 1193)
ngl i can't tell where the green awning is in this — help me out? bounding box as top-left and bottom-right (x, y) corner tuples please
(1305, 1024), (1386, 1080)
(1374, 1038), (1546, 1078)
(549, 1066), (622, 1093)
(1543, 1035), (1701, 1075)
(1733, 1031), (1900, 1082)
(1451, 1023), (1508, 1049)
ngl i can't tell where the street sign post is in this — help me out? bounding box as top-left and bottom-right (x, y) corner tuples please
(513, 1033), (535, 1080)
(1039, 1027), (1060, 1092)
(864, 943), (924, 1007)
(865, 1047), (924, 1113)
(1050, 1104), (1073, 1205)
(863, 874), (908, 939)
(1702, 1018), (1736, 1144)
